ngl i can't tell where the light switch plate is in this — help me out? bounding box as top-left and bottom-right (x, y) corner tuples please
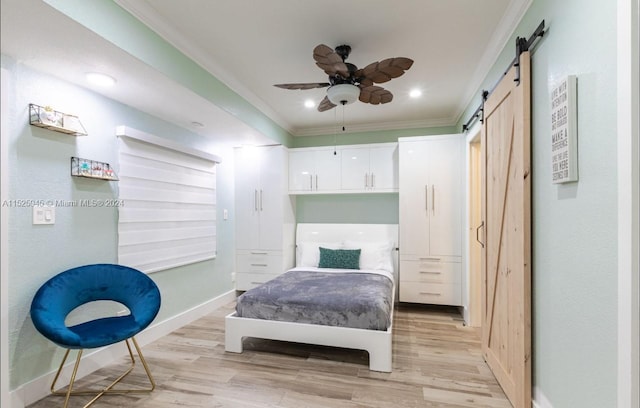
(33, 205), (55, 225)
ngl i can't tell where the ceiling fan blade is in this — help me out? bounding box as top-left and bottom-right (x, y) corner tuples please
(359, 86), (393, 105)
(274, 82), (330, 90)
(317, 96), (337, 112)
(313, 44), (349, 77)
(359, 57), (414, 84)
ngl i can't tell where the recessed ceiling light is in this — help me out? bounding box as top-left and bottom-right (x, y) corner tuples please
(85, 72), (116, 87)
(304, 99), (315, 109)
(409, 89), (422, 98)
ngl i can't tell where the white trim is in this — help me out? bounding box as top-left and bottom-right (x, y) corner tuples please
(463, 121), (482, 327)
(1, 68), (11, 408)
(617, 0), (640, 407)
(454, 0), (533, 125)
(9, 290), (236, 408)
(115, 125), (222, 163)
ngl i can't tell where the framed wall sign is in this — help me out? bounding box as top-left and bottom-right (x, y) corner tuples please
(550, 75), (578, 183)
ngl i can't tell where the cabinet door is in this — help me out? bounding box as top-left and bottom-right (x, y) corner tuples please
(289, 150), (315, 191)
(340, 147), (369, 191)
(257, 146), (284, 250)
(234, 147), (262, 249)
(314, 148), (341, 191)
(427, 137), (463, 257)
(399, 141), (430, 255)
(369, 145), (398, 190)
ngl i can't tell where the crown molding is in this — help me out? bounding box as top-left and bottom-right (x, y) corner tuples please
(292, 117), (456, 137)
(453, 0), (533, 125)
(114, 0), (295, 135)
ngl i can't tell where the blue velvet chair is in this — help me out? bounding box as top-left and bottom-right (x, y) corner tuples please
(30, 263), (161, 408)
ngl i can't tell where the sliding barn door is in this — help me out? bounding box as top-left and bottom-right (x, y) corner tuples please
(481, 51), (532, 408)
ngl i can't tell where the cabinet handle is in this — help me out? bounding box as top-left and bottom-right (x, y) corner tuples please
(250, 263), (268, 267)
(425, 185), (429, 211)
(372, 173), (375, 188)
(260, 189), (263, 211)
(315, 174), (318, 190)
(250, 251), (268, 255)
(365, 173), (368, 188)
(432, 184), (435, 215)
(419, 271), (441, 274)
(250, 281), (265, 285)
(254, 189), (258, 211)
(476, 221), (485, 248)
(309, 174), (313, 190)
(419, 257), (441, 261)
(419, 292), (441, 296)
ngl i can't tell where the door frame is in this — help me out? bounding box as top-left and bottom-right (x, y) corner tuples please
(464, 122), (482, 327)
(617, 0), (640, 406)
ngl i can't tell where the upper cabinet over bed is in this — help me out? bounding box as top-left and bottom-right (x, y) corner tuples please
(288, 143), (398, 194)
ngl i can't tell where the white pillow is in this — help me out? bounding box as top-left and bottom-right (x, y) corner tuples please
(296, 241), (342, 267)
(343, 240), (394, 272)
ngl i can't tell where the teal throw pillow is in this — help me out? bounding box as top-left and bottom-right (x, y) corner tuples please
(318, 247), (361, 269)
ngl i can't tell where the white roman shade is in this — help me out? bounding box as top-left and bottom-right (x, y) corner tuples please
(116, 126), (221, 273)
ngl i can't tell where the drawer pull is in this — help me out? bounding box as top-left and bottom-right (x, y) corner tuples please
(419, 257), (441, 261)
(250, 251), (268, 255)
(419, 292), (441, 296)
(419, 271), (441, 274)
(250, 263), (268, 267)
(250, 281), (265, 285)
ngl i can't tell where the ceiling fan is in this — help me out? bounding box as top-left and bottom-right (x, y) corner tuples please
(274, 44), (414, 112)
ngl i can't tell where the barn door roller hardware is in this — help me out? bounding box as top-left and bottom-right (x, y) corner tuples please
(463, 20), (545, 132)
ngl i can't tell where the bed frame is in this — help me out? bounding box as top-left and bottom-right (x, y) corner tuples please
(225, 223), (398, 372)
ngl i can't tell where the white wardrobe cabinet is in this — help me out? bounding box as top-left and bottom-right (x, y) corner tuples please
(340, 143), (398, 192)
(398, 134), (464, 306)
(288, 147), (341, 193)
(234, 145), (295, 290)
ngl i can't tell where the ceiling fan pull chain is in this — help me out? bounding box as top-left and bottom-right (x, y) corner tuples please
(333, 107), (338, 155)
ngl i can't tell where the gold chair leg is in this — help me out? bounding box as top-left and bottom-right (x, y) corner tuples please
(50, 337), (155, 407)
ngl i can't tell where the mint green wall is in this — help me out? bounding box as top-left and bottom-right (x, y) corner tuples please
(2, 57), (236, 389)
(292, 126), (457, 148)
(458, 1), (618, 406)
(295, 193), (399, 224)
(44, 0), (293, 148)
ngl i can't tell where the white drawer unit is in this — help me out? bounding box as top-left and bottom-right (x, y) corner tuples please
(399, 282), (462, 306)
(236, 251), (284, 275)
(236, 273), (280, 291)
(400, 260), (461, 284)
(236, 250), (288, 290)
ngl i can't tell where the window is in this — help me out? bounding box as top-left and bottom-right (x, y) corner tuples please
(116, 126), (220, 273)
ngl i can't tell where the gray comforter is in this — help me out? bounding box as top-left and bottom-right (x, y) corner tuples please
(236, 268), (393, 331)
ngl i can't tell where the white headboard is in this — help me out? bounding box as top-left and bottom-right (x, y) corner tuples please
(295, 223), (399, 278)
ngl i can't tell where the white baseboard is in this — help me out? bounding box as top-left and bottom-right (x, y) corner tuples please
(533, 386), (553, 408)
(9, 290), (236, 408)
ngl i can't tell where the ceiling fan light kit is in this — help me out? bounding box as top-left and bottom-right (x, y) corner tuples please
(327, 84), (360, 105)
(274, 44), (414, 112)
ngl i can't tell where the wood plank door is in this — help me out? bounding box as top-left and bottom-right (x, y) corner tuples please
(481, 51), (532, 408)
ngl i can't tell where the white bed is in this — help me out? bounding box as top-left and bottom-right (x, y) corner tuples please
(225, 223), (398, 372)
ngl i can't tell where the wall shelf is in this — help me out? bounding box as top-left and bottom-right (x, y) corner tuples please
(29, 104), (87, 136)
(71, 157), (118, 181)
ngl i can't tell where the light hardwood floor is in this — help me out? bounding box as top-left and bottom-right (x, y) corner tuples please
(27, 302), (511, 408)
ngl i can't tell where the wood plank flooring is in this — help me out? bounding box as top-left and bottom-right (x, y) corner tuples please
(27, 302), (511, 408)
